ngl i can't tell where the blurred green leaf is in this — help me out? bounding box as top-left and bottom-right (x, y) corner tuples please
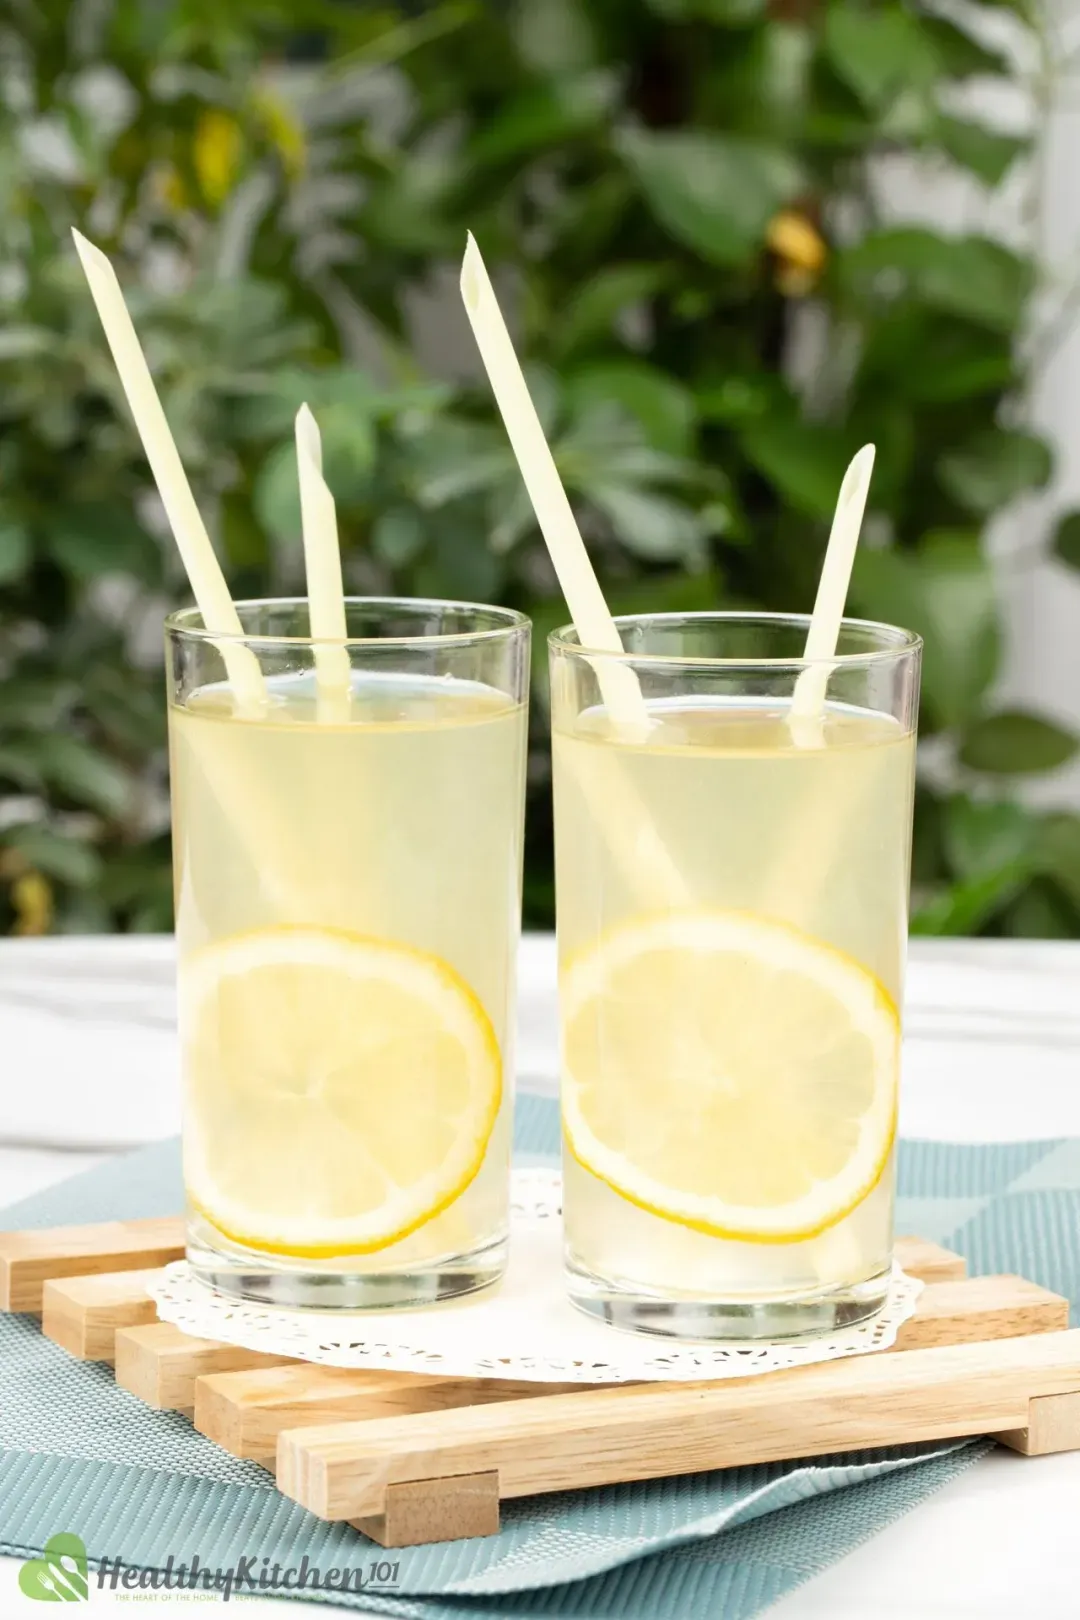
(230, 371), (450, 442)
(34, 734), (132, 815)
(0, 519), (30, 584)
(943, 794), (1040, 880)
(565, 362), (696, 456)
(1001, 879), (1080, 940)
(82, 666), (166, 753)
(47, 505), (162, 582)
(911, 861), (1032, 936)
(489, 482), (538, 555)
(938, 429), (1052, 514)
(552, 265), (667, 357)
(695, 372), (787, 424)
(523, 363), (562, 438)
(0, 327), (53, 361)
(419, 513), (503, 601)
(911, 787), (946, 887)
(255, 413), (373, 542)
(850, 532), (998, 729)
(933, 115), (1028, 186)
(648, 0), (765, 18)
(739, 415), (851, 518)
(319, 412), (379, 505)
(606, 569), (722, 616)
(405, 422), (517, 509)
(616, 128), (803, 266)
(2, 824), (102, 888)
(0, 676), (77, 729)
(921, 13), (1013, 79)
(1052, 510), (1080, 571)
(467, 74), (615, 165)
(857, 313), (1014, 404)
(97, 838), (174, 930)
(514, 0), (597, 73)
(1039, 814), (1080, 911)
(371, 507), (427, 567)
(0, 741), (46, 792)
(586, 485), (707, 560)
(838, 229), (1031, 333)
(824, 3), (939, 109)
(253, 441), (303, 546)
(961, 711), (1079, 776)
(360, 156), (460, 254)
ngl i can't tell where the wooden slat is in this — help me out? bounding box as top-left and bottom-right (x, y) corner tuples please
(894, 1236), (966, 1284)
(198, 1273), (1059, 1464)
(997, 1391), (1080, 1456)
(42, 1268), (164, 1362)
(351, 1473), (500, 1548)
(893, 1275), (1067, 1352)
(114, 1322), (294, 1414)
(0, 1217), (185, 1313)
(195, 1364), (588, 1463)
(277, 1330), (1080, 1522)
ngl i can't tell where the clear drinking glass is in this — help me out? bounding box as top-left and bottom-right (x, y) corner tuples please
(549, 612), (921, 1339)
(167, 598), (529, 1308)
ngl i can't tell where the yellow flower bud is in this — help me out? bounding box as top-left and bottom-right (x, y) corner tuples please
(193, 109), (242, 208)
(12, 870), (52, 936)
(766, 210), (827, 282)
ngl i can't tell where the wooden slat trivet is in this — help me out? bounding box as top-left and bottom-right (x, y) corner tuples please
(6, 1217), (1078, 1551)
(0, 1217), (185, 1312)
(277, 1330), (1080, 1523)
(195, 1273), (1064, 1463)
(893, 1235), (967, 1282)
(42, 1268), (162, 1363)
(114, 1321), (294, 1414)
(196, 1365), (592, 1463)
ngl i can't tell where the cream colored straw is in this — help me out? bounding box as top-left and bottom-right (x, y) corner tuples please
(459, 233), (649, 740)
(295, 405), (351, 721)
(71, 230), (265, 713)
(789, 444), (876, 743)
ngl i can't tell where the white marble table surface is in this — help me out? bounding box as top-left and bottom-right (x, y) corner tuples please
(1, 933), (1079, 1617)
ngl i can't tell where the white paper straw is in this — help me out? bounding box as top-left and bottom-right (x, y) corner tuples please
(459, 233), (649, 739)
(71, 229), (265, 714)
(295, 405), (352, 721)
(789, 444), (876, 743)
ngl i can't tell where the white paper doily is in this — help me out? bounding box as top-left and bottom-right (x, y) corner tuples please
(150, 1168), (922, 1384)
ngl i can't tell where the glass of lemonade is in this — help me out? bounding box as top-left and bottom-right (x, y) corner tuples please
(550, 613), (920, 1339)
(167, 598), (529, 1308)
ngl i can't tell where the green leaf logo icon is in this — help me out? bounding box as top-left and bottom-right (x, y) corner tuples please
(18, 1534), (88, 1601)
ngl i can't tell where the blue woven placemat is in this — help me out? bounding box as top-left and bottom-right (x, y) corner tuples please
(3, 1094), (1077, 1617)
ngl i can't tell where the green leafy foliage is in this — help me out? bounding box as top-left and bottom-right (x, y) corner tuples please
(960, 712), (1079, 776)
(0, 0), (1075, 938)
(1053, 511), (1080, 571)
(616, 130), (804, 266)
(850, 533), (998, 731)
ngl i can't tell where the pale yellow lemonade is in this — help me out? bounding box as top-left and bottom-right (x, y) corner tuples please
(553, 698), (916, 1306)
(170, 672), (527, 1271)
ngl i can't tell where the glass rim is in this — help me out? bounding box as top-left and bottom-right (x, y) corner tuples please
(549, 611), (922, 671)
(165, 596), (530, 651)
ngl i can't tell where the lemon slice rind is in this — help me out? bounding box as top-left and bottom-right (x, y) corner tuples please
(561, 910), (899, 1245)
(182, 927), (502, 1257)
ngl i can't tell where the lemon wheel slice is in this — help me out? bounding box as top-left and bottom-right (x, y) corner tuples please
(562, 911), (899, 1243)
(181, 927), (502, 1256)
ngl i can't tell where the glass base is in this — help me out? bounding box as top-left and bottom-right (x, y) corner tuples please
(565, 1251), (891, 1341)
(186, 1217), (507, 1310)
